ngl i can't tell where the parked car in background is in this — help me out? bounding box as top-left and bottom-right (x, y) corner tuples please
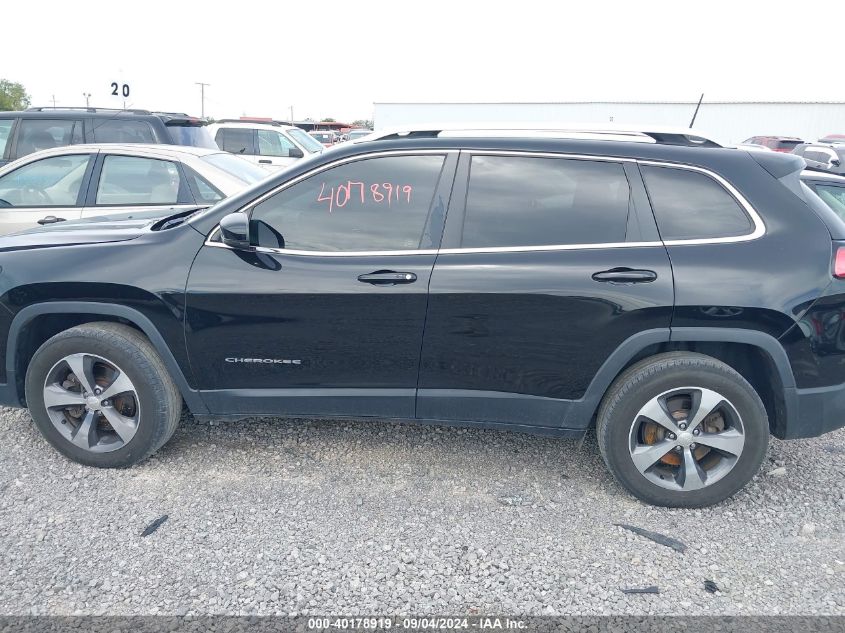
(0, 107), (216, 167)
(741, 135), (804, 153)
(0, 144), (267, 234)
(346, 129), (374, 141)
(309, 130), (338, 147)
(208, 120), (323, 170)
(802, 169), (845, 218)
(793, 142), (845, 176)
(819, 134), (845, 144)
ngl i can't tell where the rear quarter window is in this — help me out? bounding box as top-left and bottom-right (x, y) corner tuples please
(641, 165), (753, 241)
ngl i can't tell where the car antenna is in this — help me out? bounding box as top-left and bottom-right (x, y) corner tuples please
(689, 92), (704, 128)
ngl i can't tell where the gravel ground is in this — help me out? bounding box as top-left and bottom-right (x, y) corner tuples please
(0, 406), (843, 616)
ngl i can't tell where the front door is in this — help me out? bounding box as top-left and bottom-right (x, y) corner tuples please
(256, 130), (299, 170)
(0, 152), (92, 235)
(417, 152), (674, 428)
(185, 151), (457, 418)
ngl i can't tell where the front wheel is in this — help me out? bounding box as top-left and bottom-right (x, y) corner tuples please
(597, 352), (769, 507)
(24, 322), (182, 467)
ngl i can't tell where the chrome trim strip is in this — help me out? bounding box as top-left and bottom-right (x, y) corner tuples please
(203, 149), (766, 256)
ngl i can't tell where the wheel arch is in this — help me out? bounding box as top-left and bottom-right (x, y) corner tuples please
(6, 302), (207, 413)
(567, 327), (797, 439)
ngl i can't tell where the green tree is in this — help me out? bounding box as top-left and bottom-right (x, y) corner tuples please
(320, 117), (336, 123)
(0, 79), (31, 111)
(352, 119), (373, 129)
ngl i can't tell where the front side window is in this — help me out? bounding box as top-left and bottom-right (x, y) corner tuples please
(258, 130), (297, 157)
(92, 120), (156, 143)
(0, 154), (91, 207)
(288, 128), (323, 153)
(216, 128), (254, 155)
(641, 165), (753, 241)
(249, 154), (445, 251)
(16, 119), (82, 157)
(461, 155), (631, 248)
(96, 155), (183, 206)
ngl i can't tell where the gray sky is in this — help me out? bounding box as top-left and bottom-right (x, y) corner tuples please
(5, 0), (843, 123)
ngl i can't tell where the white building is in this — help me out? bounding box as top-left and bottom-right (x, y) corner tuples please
(373, 101), (845, 145)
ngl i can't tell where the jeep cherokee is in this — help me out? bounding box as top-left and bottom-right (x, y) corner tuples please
(0, 126), (843, 507)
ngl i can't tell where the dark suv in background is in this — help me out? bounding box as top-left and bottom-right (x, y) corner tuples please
(0, 127), (843, 508)
(0, 107), (216, 167)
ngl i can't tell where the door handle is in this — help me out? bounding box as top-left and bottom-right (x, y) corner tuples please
(357, 270), (418, 285)
(258, 159), (272, 164)
(592, 268), (657, 283)
(37, 216), (66, 225)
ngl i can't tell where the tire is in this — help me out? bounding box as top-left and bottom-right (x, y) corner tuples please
(596, 352), (768, 508)
(24, 322), (182, 467)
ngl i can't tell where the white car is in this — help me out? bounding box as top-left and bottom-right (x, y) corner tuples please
(208, 120), (323, 170)
(0, 144), (268, 235)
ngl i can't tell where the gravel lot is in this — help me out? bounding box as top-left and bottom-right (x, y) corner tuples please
(0, 406), (843, 616)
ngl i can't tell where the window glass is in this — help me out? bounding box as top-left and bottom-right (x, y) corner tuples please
(641, 165), (753, 240)
(16, 119), (81, 157)
(216, 129), (254, 155)
(0, 120), (13, 157)
(201, 153), (268, 184)
(815, 185), (845, 219)
(288, 128), (323, 153)
(92, 120), (155, 143)
(249, 155), (445, 251)
(461, 155), (631, 248)
(0, 154), (90, 207)
(258, 130), (297, 157)
(184, 167), (224, 204)
(168, 125), (217, 148)
(96, 155), (182, 206)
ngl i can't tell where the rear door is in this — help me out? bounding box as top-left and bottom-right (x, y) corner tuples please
(0, 151), (93, 234)
(417, 151), (674, 428)
(0, 118), (16, 167)
(81, 152), (197, 221)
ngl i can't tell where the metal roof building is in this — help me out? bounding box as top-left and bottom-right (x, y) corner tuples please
(373, 101), (845, 145)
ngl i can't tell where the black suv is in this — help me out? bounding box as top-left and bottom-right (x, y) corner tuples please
(0, 128), (843, 508)
(0, 107), (216, 167)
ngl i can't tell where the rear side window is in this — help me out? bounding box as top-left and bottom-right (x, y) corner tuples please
(0, 119), (13, 158)
(461, 155), (631, 248)
(96, 155), (183, 206)
(16, 119), (83, 157)
(216, 129), (254, 155)
(641, 166), (753, 241)
(92, 120), (155, 143)
(814, 184), (845, 219)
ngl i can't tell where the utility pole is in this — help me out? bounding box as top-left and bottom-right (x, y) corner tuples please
(82, 92), (91, 108)
(290, 105), (294, 126)
(51, 95), (57, 108)
(195, 82), (210, 118)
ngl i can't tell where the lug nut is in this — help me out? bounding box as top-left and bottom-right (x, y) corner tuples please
(675, 445), (683, 452)
(693, 429), (700, 436)
(102, 400), (110, 407)
(95, 388), (102, 395)
(690, 443), (697, 450)
(679, 423), (687, 430)
(668, 433), (676, 440)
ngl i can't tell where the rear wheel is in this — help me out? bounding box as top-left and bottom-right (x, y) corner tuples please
(25, 322), (181, 467)
(597, 352), (768, 507)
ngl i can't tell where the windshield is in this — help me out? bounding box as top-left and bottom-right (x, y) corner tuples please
(311, 132), (333, 142)
(348, 130), (372, 140)
(167, 124), (218, 149)
(201, 153), (269, 184)
(288, 128), (324, 153)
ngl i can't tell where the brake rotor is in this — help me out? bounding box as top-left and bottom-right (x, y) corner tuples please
(640, 397), (726, 467)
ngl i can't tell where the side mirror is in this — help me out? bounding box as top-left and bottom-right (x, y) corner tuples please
(288, 147), (304, 159)
(832, 158), (841, 168)
(219, 212), (251, 250)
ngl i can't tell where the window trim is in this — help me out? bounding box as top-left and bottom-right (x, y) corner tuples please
(203, 149), (765, 257)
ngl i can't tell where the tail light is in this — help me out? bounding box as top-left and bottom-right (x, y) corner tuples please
(834, 246), (845, 279)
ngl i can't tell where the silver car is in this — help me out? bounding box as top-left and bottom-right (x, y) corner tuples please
(0, 144), (268, 234)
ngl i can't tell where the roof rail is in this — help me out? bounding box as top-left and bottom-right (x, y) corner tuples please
(361, 124), (723, 148)
(26, 106), (154, 115)
(216, 118), (283, 126)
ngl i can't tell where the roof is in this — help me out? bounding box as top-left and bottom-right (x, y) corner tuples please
(6, 143), (223, 160)
(374, 100), (845, 106)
